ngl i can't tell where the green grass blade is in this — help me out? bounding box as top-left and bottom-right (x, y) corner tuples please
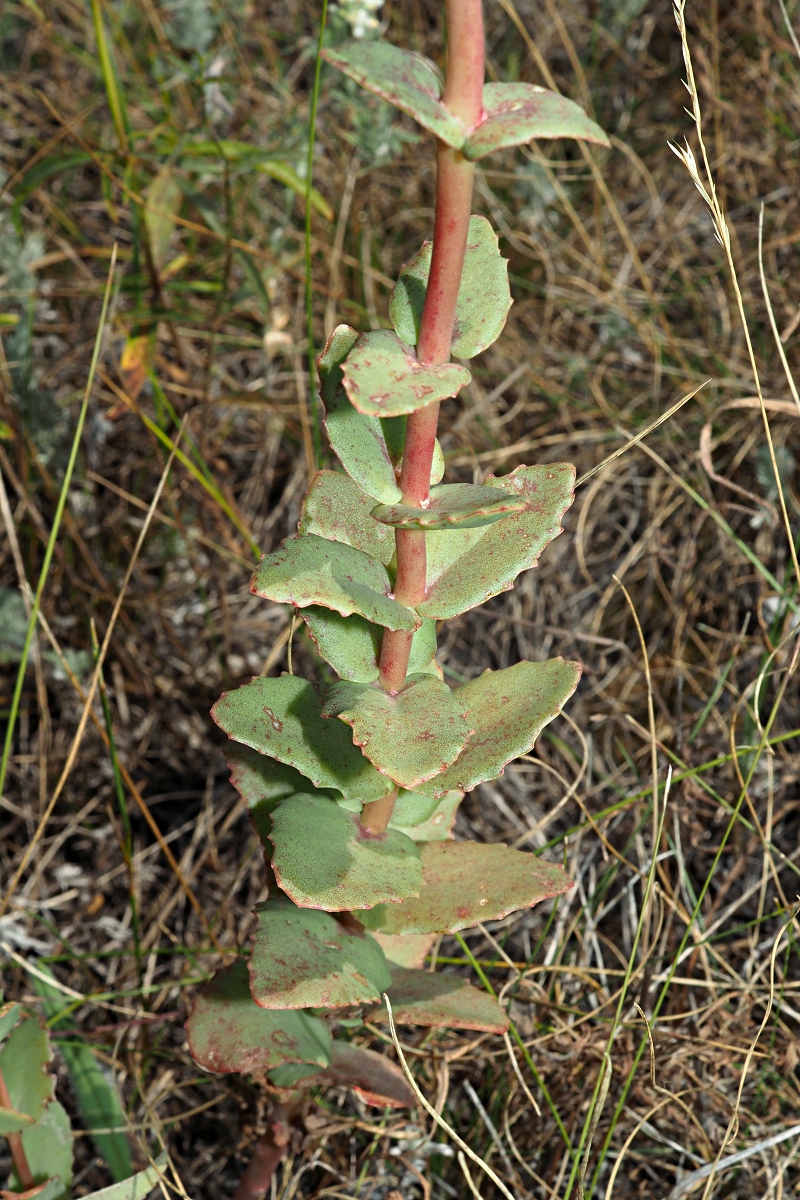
(304, 0), (331, 467)
(259, 161), (333, 220)
(587, 663), (794, 1193)
(90, 0), (130, 151)
(0, 248), (118, 805)
(452, 931), (574, 1155)
(91, 626), (143, 984)
(127, 394), (260, 560)
(640, 441), (798, 612)
(561, 774), (670, 1200)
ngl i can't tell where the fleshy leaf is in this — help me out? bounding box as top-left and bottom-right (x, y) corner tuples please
(390, 216), (512, 358)
(11, 1099), (72, 1198)
(226, 744), (337, 848)
(251, 534), (419, 631)
(318, 323), (404, 497)
(323, 674), (472, 789)
(304, 609), (382, 683)
(268, 1061), (324, 1088)
(390, 789), (442, 828)
(357, 840), (572, 934)
(319, 325), (444, 500)
(0, 1013), (53, 1134)
(0, 1105), (32, 1135)
(463, 83), (610, 160)
(342, 330), (471, 418)
(322, 42), (466, 149)
(371, 931), (437, 970)
(369, 966), (509, 1033)
(0, 1001), (21, 1045)
(300, 470), (395, 565)
(325, 1040), (416, 1108)
(420, 464), (575, 619)
(249, 898), (392, 1009)
(418, 659), (581, 796)
(186, 960), (331, 1075)
(372, 482), (527, 530)
(303, 611), (438, 684)
(213, 675), (390, 804)
(391, 791), (463, 842)
(270, 792), (422, 910)
(268, 1041), (415, 1107)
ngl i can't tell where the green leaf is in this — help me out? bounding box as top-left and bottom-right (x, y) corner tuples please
(370, 932), (437, 970)
(186, 961), (331, 1075)
(418, 659), (581, 796)
(357, 840), (572, 935)
(213, 675), (390, 805)
(323, 674), (472, 790)
(322, 42), (466, 149)
(342, 330), (471, 418)
(90, 0), (129, 149)
(303, 609), (382, 683)
(319, 325), (444, 501)
(0, 1104), (32, 1135)
(249, 898), (392, 1008)
(420, 464), (576, 619)
(179, 143), (333, 216)
(34, 967), (133, 1182)
(463, 83), (610, 160)
(303, 611), (437, 685)
(369, 966), (509, 1033)
(372, 482), (527, 530)
(226, 744), (337, 848)
(407, 617), (439, 674)
(320, 324), (401, 505)
(391, 791), (463, 842)
(300, 471), (395, 565)
(270, 793), (422, 911)
(256, 161), (333, 220)
(80, 1155), (168, 1200)
(390, 789), (442, 828)
(0, 1001), (21, 1045)
(0, 1013), (53, 1133)
(144, 164), (183, 273)
(11, 151), (91, 220)
(11, 1099), (72, 1198)
(268, 1061), (324, 1088)
(390, 216), (512, 358)
(251, 534), (419, 631)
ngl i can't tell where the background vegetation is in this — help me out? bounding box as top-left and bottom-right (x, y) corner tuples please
(2, 0), (800, 1195)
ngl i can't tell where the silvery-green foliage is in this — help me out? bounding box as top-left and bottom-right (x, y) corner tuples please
(334, 0), (384, 40)
(162, 0), (216, 55)
(0, 214), (44, 299)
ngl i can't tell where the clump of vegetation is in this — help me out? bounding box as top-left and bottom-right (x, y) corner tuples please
(183, 1), (609, 1190)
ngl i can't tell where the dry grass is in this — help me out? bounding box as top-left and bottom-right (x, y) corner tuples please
(2, 0), (800, 1195)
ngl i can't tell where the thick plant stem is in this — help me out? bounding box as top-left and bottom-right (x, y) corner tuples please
(361, 786), (399, 835)
(374, 0), (485, 808)
(0, 1064), (34, 1191)
(232, 1106), (290, 1200)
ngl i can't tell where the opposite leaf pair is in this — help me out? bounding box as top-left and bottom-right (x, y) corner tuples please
(322, 42), (609, 160)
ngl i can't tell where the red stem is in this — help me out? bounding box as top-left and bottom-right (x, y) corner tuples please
(232, 1106), (290, 1200)
(0, 1064), (34, 1191)
(370, 0), (484, 828)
